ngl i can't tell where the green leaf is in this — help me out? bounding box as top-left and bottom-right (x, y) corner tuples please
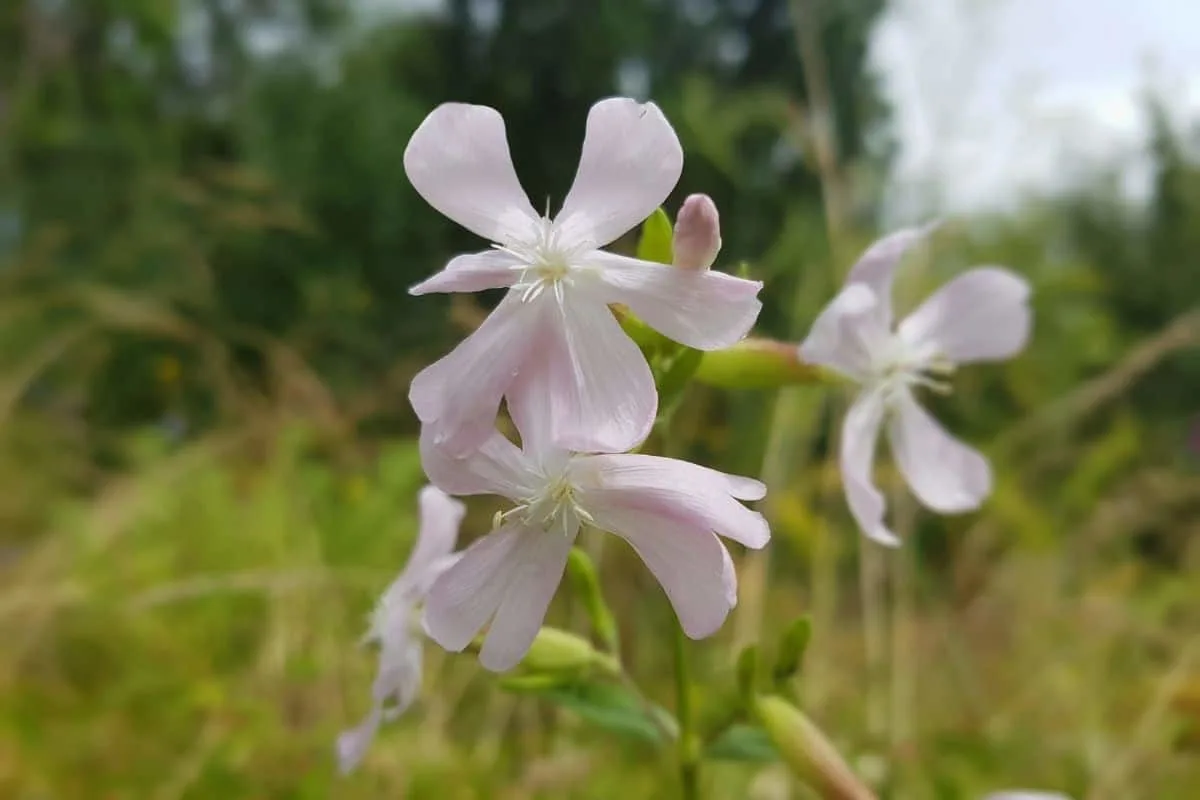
(655, 346), (704, 418)
(636, 208), (674, 265)
(539, 681), (675, 745)
(773, 615), (813, 684)
(736, 644), (760, 705)
(706, 724), (780, 763)
(498, 672), (581, 694)
(566, 548), (621, 655)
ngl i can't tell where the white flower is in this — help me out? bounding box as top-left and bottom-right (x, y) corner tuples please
(404, 97), (763, 457)
(418, 377), (770, 672)
(336, 486), (465, 774)
(799, 226), (1032, 546)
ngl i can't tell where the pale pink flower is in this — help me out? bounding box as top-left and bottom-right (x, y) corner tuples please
(672, 193), (722, 271)
(405, 97), (763, 456)
(336, 486), (465, 774)
(418, 376), (770, 672)
(800, 226), (1032, 546)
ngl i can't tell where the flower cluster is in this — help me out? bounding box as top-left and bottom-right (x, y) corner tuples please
(339, 95), (1032, 772)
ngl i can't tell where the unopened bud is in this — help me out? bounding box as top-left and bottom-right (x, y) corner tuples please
(693, 337), (825, 390)
(520, 627), (620, 676)
(754, 695), (877, 800)
(672, 194), (722, 271)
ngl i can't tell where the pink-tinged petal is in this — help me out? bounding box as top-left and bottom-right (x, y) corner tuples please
(887, 390), (991, 514)
(845, 223), (937, 327)
(409, 291), (544, 457)
(520, 291), (656, 454)
(478, 527), (573, 672)
(404, 103), (540, 244)
(798, 283), (888, 380)
(589, 251), (762, 350)
(897, 267), (1032, 363)
(576, 453), (769, 549)
(419, 425), (534, 501)
(395, 486), (465, 596)
(409, 249), (525, 296)
(424, 523), (572, 672)
(553, 98), (684, 248)
(589, 504), (736, 639)
(840, 391), (898, 546)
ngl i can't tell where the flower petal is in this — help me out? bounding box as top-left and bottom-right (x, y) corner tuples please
(840, 391), (898, 546)
(518, 290), (656, 454)
(404, 103), (540, 244)
(589, 251), (762, 350)
(845, 224), (937, 327)
(419, 425), (534, 500)
(423, 523), (572, 673)
(888, 390), (992, 514)
(409, 249), (525, 296)
(897, 267), (1032, 363)
(409, 291), (544, 457)
(588, 503), (736, 639)
(394, 486), (466, 597)
(478, 527), (573, 672)
(798, 283), (888, 380)
(553, 98), (683, 248)
(576, 453), (769, 549)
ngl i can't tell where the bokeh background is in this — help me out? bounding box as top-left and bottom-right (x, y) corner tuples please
(2, 1), (1198, 798)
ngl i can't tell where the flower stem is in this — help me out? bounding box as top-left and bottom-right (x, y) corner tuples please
(672, 618), (700, 799)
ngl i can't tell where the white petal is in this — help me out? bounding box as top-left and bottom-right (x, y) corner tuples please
(577, 453), (769, 549)
(840, 391), (898, 546)
(888, 390), (991, 514)
(409, 249), (525, 296)
(404, 103), (540, 244)
(478, 527), (573, 672)
(522, 289), (657, 454)
(409, 291), (545, 457)
(590, 251), (762, 350)
(394, 486), (466, 596)
(336, 708), (382, 774)
(898, 267), (1032, 363)
(798, 283), (888, 380)
(589, 503), (736, 639)
(553, 98), (684, 248)
(419, 425), (534, 500)
(423, 523), (527, 653)
(845, 224), (937, 327)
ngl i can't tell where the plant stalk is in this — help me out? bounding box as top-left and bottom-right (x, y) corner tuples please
(672, 619), (700, 799)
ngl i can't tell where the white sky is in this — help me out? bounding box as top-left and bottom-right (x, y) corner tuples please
(869, 0), (1200, 222)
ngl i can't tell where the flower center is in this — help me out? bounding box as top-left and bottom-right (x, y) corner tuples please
(493, 467), (593, 538)
(496, 218), (589, 305)
(869, 336), (955, 401)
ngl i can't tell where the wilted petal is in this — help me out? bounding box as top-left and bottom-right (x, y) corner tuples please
(419, 425), (534, 500)
(394, 486), (466, 596)
(409, 291), (544, 457)
(898, 267), (1032, 363)
(410, 249), (525, 296)
(336, 708), (383, 774)
(404, 103), (539, 244)
(845, 223), (937, 327)
(840, 391), (898, 546)
(554, 98), (684, 248)
(799, 283), (887, 380)
(888, 390), (991, 514)
(589, 504), (736, 639)
(590, 251), (762, 350)
(525, 291), (657, 454)
(577, 453), (769, 549)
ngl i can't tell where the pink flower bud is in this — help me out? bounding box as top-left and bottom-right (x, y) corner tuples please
(672, 194), (722, 271)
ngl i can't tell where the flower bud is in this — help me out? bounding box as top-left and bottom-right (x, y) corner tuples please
(693, 337), (826, 390)
(754, 695), (876, 800)
(520, 627), (621, 676)
(672, 194), (722, 271)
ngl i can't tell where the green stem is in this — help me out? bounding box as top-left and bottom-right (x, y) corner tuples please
(672, 619), (700, 799)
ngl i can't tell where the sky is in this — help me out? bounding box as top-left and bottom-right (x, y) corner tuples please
(869, 0), (1200, 221)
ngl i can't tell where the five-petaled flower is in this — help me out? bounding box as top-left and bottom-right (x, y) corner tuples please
(799, 226), (1032, 546)
(418, 378), (770, 672)
(336, 486), (465, 774)
(405, 97), (763, 457)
